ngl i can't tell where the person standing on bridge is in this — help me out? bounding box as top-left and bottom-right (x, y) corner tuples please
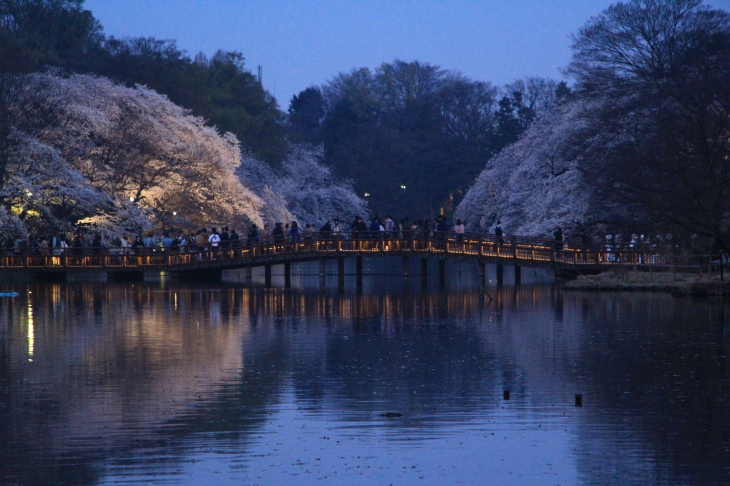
(454, 219), (465, 244)
(261, 224), (271, 245)
(289, 221), (301, 245)
(495, 221), (504, 248)
(436, 216), (450, 249)
(351, 217), (366, 239)
(554, 227), (564, 256)
(272, 222), (285, 247)
(208, 228), (221, 260)
(247, 224), (260, 247)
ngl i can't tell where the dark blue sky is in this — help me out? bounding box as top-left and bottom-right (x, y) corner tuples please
(85, 0), (730, 109)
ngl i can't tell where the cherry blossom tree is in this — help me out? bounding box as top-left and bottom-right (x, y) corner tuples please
(33, 72), (265, 231)
(238, 144), (368, 228)
(0, 71), (271, 237)
(455, 100), (600, 237)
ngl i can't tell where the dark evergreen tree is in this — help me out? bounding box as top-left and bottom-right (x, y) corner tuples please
(288, 86), (325, 143)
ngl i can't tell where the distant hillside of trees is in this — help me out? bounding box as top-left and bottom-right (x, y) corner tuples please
(290, 63), (567, 218)
(1, 0), (571, 221)
(7, 0), (725, 248)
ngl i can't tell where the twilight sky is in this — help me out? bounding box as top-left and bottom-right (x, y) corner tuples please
(84, 0), (730, 109)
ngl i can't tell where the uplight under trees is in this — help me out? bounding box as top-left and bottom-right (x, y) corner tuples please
(0, 71), (268, 237)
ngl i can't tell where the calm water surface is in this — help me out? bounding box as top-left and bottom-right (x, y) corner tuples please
(1, 268), (729, 485)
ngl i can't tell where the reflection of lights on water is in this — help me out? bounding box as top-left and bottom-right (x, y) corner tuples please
(174, 292), (178, 311)
(27, 298), (34, 362)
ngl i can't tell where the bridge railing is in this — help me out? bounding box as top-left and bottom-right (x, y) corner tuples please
(0, 233), (718, 273)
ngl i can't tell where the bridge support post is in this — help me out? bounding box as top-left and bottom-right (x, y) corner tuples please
(356, 256), (363, 288)
(438, 259), (446, 287)
(421, 258), (428, 289)
(284, 262), (292, 288)
(338, 257), (345, 288)
(245, 265), (252, 286)
(264, 264), (272, 288)
(514, 265), (521, 286)
(496, 264), (504, 287)
(402, 256), (409, 277)
(478, 260), (486, 289)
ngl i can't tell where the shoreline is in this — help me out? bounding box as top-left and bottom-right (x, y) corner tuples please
(563, 271), (729, 296)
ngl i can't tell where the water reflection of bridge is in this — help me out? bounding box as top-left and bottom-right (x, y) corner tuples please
(1, 234), (657, 284)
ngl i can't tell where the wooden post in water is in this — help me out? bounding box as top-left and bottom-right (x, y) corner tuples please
(264, 264), (272, 288)
(284, 261), (292, 288)
(478, 260), (486, 289)
(514, 265), (521, 286)
(496, 264), (504, 287)
(438, 259), (446, 288)
(402, 255), (409, 278)
(319, 258), (326, 278)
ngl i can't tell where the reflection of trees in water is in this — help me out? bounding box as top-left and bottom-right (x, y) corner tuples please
(0, 283), (252, 485)
(565, 292), (730, 484)
(1, 284), (728, 484)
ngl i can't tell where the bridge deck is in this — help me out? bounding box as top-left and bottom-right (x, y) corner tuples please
(0, 234), (673, 275)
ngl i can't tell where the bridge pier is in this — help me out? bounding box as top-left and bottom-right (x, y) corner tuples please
(338, 257), (345, 288)
(402, 255), (409, 277)
(496, 264), (504, 287)
(245, 265), (252, 286)
(438, 259), (446, 287)
(284, 262), (292, 288)
(356, 256), (363, 288)
(319, 258), (326, 278)
(67, 270), (108, 282)
(421, 258), (428, 289)
(264, 264), (272, 288)
(514, 265), (521, 286)
(478, 260), (486, 289)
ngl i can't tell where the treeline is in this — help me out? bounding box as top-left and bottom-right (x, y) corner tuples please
(1, 0), (571, 220)
(0, 1), (368, 238)
(290, 64), (568, 217)
(0, 0), (287, 163)
(456, 0), (730, 252)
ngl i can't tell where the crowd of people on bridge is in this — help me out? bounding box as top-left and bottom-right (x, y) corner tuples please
(3, 214), (697, 259)
(2, 214), (471, 257)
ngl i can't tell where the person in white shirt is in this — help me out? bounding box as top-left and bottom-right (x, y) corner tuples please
(454, 219), (465, 243)
(208, 228), (221, 259)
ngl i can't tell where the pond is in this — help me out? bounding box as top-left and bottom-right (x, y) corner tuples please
(1, 267), (729, 484)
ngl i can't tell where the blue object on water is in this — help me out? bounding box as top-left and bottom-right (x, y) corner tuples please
(0, 292), (20, 297)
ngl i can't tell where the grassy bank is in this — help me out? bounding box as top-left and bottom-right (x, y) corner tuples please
(563, 270), (730, 296)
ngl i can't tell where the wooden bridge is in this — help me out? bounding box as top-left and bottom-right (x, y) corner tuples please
(0, 233), (701, 285)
